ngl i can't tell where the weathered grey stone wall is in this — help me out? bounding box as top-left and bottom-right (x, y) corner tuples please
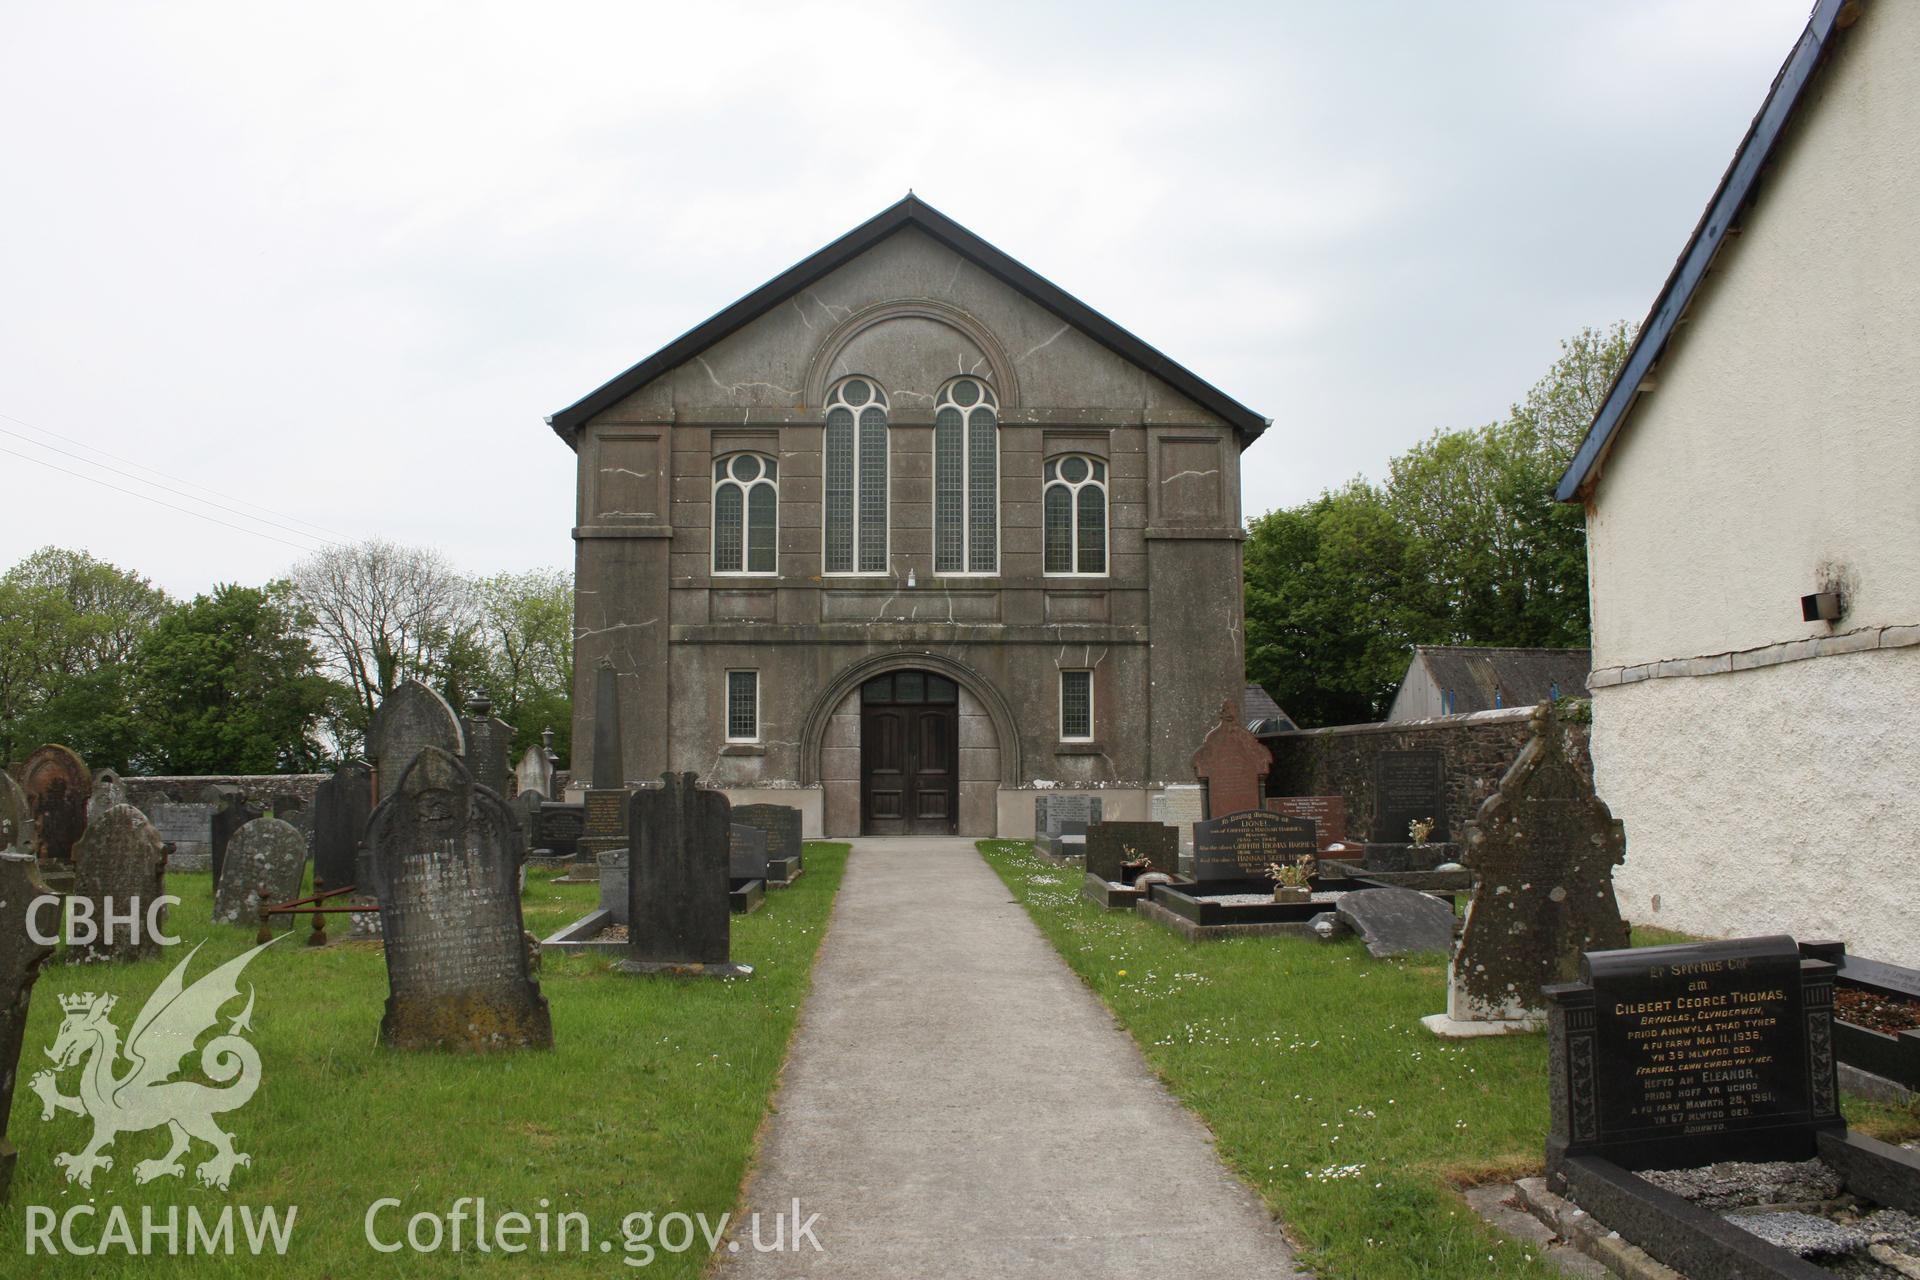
(1263, 708), (1591, 844)
(123, 775), (328, 834)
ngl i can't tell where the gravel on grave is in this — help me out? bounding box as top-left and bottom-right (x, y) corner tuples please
(1640, 1157), (1843, 1210)
(1641, 1160), (1920, 1274)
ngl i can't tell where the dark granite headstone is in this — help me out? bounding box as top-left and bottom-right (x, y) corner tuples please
(0, 849), (56, 1199)
(368, 679), (465, 802)
(1191, 700), (1271, 817)
(533, 801), (584, 859)
(1441, 704), (1628, 1027)
(1084, 821), (1179, 883)
(366, 748), (551, 1051)
(1546, 935), (1842, 1175)
(620, 773), (742, 976)
(731, 804), (803, 867)
(71, 805), (169, 962)
(1192, 810), (1317, 882)
(23, 744), (90, 867)
(213, 816), (307, 927)
(311, 761), (373, 892)
(729, 825), (770, 880)
(203, 785), (262, 889)
(1335, 887), (1456, 958)
(1373, 749), (1446, 843)
(1264, 795), (1348, 849)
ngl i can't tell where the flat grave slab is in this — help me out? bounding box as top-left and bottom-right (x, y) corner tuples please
(1335, 886), (1456, 958)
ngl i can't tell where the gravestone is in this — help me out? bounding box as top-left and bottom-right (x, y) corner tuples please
(1150, 783), (1206, 858)
(23, 744), (90, 867)
(1373, 749), (1446, 843)
(1425, 703), (1628, 1035)
(204, 786), (262, 889)
(70, 805), (169, 962)
(0, 771), (33, 863)
(1264, 795), (1348, 850)
(368, 679), (465, 802)
(730, 804), (804, 881)
(1335, 887), (1456, 958)
(532, 800), (584, 860)
(87, 769), (129, 823)
(270, 793), (304, 821)
(1034, 794), (1101, 857)
(620, 773), (746, 978)
(1192, 810), (1318, 882)
(460, 690), (516, 799)
(597, 849), (629, 924)
(729, 825), (770, 881)
(150, 802), (212, 871)
(366, 747), (551, 1051)
(1084, 821), (1179, 884)
(1545, 935), (1842, 1176)
(311, 761), (373, 892)
(0, 847), (55, 1200)
(213, 816), (308, 928)
(581, 662), (629, 859)
(1191, 700), (1270, 817)
(514, 742), (554, 799)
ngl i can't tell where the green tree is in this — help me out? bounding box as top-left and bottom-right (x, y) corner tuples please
(137, 582), (337, 773)
(467, 569), (574, 762)
(0, 547), (171, 768)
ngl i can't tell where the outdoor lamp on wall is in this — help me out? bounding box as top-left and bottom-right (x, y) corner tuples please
(1800, 590), (1843, 623)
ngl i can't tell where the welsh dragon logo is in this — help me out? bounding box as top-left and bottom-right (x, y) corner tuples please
(30, 939), (275, 1190)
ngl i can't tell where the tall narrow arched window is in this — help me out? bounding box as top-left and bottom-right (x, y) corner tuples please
(823, 377), (889, 574)
(712, 452), (778, 575)
(934, 377), (998, 574)
(1043, 453), (1108, 575)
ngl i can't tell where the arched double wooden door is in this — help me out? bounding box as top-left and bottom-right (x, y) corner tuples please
(860, 671), (959, 836)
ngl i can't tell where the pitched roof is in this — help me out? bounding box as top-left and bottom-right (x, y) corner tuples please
(546, 194), (1271, 446)
(1556, 0), (1858, 503)
(1409, 646), (1591, 712)
(1241, 683), (1297, 734)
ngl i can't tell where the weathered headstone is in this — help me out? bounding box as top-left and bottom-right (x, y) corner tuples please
(70, 805), (169, 962)
(619, 773), (746, 978)
(1192, 809), (1317, 882)
(0, 847), (56, 1199)
(581, 662), (629, 858)
(729, 825), (770, 881)
(149, 802), (212, 871)
(1034, 794), (1101, 840)
(86, 769), (128, 824)
(730, 804), (804, 881)
(311, 761), (373, 892)
(1335, 887), (1456, 958)
(1191, 700), (1270, 818)
(1425, 703), (1629, 1035)
(204, 786), (262, 889)
(514, 742), (554, 799)
(460, 690), (516, 799)
(0, 771), (33, 864)
(213, 816), (307, 928)
(597, 849), (629, 924)
(1545, 935), (1841, 1177)
(1373, 749), (1446, 843)
(1150, 783), (1205, 858)
(368, 679), (465, 802)
(1264, 795), (1348, 850)
(23, 744), (90, 867)
(366, 747), (551, 1051)
(1084, 821), (1179, 884)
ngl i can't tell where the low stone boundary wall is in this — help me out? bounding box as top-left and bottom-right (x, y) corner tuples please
(121, 774), (329, 871)
(1262, 707), (1590, 844)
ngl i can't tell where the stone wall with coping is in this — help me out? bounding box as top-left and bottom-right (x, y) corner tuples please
(123, 775), (330, 837)
(1262, 708), (1591, 845)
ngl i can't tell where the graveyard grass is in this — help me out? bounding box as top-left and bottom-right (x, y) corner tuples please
(1, 844), (850, 1278)
(980, 839), (1920, 1280)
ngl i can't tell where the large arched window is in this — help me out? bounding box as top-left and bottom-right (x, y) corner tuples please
(934, 377), (998, 574)
(824, 377), (889, 574)
(1043, 454), (1108, 575)
(712, 452), (778, 575)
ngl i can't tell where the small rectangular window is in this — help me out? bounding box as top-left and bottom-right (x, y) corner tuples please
(726, 670), (759, 742)
(1060, 670), (1093, 741)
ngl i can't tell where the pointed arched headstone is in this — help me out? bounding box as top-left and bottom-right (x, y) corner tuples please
(71, 805), (169, 962)
(368, 680), (465, 803)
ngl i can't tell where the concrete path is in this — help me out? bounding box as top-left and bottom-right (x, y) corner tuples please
(724, 838), (1304, 1278)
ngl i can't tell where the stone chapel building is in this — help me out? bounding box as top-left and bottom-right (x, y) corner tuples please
(549, 197), (1268, 838)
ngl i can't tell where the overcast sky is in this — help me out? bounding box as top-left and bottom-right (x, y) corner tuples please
(0, 1), (1811, 598)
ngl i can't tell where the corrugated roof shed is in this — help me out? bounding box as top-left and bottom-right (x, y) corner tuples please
(1411, 647), (1591, 714)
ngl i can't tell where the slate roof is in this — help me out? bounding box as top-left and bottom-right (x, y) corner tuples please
(1408, 646), (1591, 713)
(546, 194), (1270, 447)
(1242, 683), (1297, 734)
(1557, 0), (1857, 502)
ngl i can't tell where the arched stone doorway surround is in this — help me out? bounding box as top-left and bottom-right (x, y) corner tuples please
(799, 651), (1017, 838)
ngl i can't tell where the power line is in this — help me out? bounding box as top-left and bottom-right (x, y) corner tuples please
(0, 444), (326, 554)
(0, 409), (358, 542)
(0, 423), (336, 549)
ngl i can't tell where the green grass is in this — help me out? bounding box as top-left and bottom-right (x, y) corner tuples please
(2, 844), (849, 1277)
(980, 839), (1920, 1280)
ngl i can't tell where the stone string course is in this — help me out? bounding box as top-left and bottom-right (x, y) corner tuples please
(1589, 622), (1920, 688)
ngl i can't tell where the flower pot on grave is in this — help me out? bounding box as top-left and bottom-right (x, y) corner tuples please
(1273, 886), (1310, 904)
